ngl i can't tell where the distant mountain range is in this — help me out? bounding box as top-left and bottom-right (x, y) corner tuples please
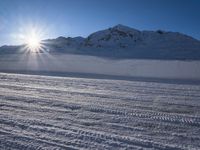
(1, 24), (200, 60)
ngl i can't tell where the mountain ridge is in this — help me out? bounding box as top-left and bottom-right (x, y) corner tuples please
(0, 24), (200, 60)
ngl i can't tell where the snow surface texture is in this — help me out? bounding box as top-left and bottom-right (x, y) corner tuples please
(0, 54), (200, 80)
(0, 73), (200, 149)
(1, 24), (200, 60)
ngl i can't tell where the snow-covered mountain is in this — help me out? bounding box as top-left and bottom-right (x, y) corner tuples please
(1, 24), (200, 60)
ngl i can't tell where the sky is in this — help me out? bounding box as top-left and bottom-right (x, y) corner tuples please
(0, 0), (200, 46)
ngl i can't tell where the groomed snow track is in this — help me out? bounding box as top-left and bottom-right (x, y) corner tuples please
(0, 73), (200, 149)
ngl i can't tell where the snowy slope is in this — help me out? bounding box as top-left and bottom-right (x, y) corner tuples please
(80, 25), (200, 59)
(0, 73), (200, 149)
(0, 24), (200, 60)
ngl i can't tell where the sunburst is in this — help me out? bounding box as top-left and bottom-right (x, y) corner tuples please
(25, 28), (43, 52)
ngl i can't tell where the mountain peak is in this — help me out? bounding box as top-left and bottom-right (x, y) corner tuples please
(113, 24), (128, 28)
(56, 36), (67, 39)
(112, 24), (140, 32)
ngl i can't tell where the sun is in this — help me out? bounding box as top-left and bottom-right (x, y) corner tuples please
(13, 23), (49, 53)
(25, 30), (42, 52)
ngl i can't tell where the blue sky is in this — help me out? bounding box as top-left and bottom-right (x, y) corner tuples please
(0, 0), (200, 45)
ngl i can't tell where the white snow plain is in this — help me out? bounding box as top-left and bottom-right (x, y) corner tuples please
(0, 73), (200, 149)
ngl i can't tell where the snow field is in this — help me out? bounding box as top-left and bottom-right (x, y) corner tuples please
(0, 73), (200, 149)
